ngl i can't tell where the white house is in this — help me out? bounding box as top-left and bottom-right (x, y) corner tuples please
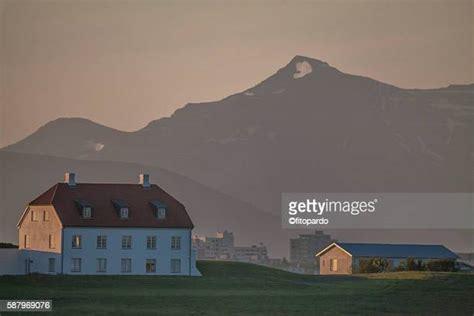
(7, 173), (200, 276)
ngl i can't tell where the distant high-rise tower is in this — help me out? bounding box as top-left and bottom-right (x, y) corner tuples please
(290, 230), (335, 272)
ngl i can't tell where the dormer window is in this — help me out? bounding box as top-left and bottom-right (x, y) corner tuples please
(74, 199), (93, 219)
(120, 207), (129, 219)
(83, 207), (92, 218)
(157, 208), (166, 219)
(150, 200), (167, 220)
(112, 199), (130, 219)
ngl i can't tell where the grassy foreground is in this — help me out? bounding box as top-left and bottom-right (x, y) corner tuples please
(0, 261), (473, 315)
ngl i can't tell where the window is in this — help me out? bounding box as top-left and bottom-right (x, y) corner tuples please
(120, 207), (129, 219)
(31, 210), (38, 222)
(146, 259), (156, 273)
(72, 235), (81, 249)
(146, 236), (157, 250)
(150, 201), (167, 218)
(48, 258), (55, 273)
(71, 258), (82, 272)
(49, 235), (56, 249)
(122, 236), (132, 249)
(82, 207), (92, 218)
(156, 208), (166, 219)
(171, 259), (181, 273)
(97, 258), (107, 273)
(75, 200), (93, 218)
(24, 235), (30, 248)
(96, 235), (107, 249)
(330, 258), (338, 272)
(121, 258), (132, 273)
(43, 210), (50, 222)
(171, 236), (181, 250)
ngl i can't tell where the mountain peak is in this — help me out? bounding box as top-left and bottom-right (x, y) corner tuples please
(283, 55), (333, 79)
(235, 55), (339, 97)
(289, 55), (328, 66)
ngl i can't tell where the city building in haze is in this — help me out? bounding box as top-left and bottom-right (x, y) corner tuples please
(290, 230), (334, 274)
(193, 231), (268, 263)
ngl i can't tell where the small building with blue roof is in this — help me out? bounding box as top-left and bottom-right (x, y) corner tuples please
(316, 242), (458, 275)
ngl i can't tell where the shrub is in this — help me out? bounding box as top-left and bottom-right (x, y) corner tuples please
(426, 260), (457, 272)
(359, 258), (389, 273)
(405, 258), (426, 271)
(394, 261), (406, 272)
(361, 258), (457, 273)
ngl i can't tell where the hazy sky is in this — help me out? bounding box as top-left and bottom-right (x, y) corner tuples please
(0, 0), (472, 147)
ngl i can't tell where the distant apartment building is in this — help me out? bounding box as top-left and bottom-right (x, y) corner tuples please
(192, 231), (268, 263)
(0, 173), (200, 276)
(290, 230), (334, 273)
(234, 244), (268, 262)
(203, 231), (235, 260)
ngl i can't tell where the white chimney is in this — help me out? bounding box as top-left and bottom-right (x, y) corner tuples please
(64, 172), (76, 186)
(139, 174), (150, 188)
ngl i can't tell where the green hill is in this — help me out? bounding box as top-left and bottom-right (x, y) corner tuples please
(0, 261), (472, 315)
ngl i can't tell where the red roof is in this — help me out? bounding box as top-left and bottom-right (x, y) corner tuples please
(28, 183), (194, 229)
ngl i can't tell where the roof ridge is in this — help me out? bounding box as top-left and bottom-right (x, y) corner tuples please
(339, 242), (445, 246)
(49, 183), (60, 204)
(28, 183), (58, 205)
(333, 242), (457, 259)
(57, 182), (146, 185)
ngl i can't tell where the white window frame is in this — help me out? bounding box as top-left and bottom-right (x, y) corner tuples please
(170, 259), (181, 273)
(121, 258), (132, 273)
(156, 208), (166, 219)
(97, 258), (107, 273)
(120, 207), (129, 219)
(72, 235), (82, 249)
(82, 207), (92, 218)
(71, 258), (82, 272)
(146, 236), (157, 250)
(122, 235), (132, 249)
(171, 236), (181, 250)
(96, 235), (107, 249)
(146, 259), (156, 273)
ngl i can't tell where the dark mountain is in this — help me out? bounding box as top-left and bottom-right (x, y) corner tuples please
(4, 56), (473, 216)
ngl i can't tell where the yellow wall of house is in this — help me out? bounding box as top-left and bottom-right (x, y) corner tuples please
(18, 206), (62, 254)
(319, 246), (352, 275)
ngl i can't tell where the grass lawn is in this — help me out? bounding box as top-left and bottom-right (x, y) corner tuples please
(0, 261), (472, 315)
